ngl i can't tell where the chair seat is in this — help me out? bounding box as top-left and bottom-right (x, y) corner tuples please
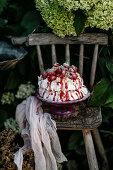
(50, 103), (102, 130)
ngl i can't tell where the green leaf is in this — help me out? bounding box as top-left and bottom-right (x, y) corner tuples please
(8, 3), (25, 21)
(98, 57), (108, 77)
(0, 0), (7, 14)
(102, 108), (113, 123)
(5, 72), (20, 90)
(105, 84), (113, 104)
(68, 132), (85, 155)
(66, 160), (78, 170)
(104, 102), (113, 109)
(88, 78), (111, 106)
(21, 10), (41, 35)
(0, 109), (8, 128)
(106, 60), (113, 74)
(99, 130), (113, 136)
(73, 10), (87, 36)
(7, 24), (24, 36)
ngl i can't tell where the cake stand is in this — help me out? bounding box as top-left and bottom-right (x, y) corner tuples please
(36, 90), (90, 116)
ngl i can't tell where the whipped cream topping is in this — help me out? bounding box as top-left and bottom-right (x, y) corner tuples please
(38, 63), (88, 102)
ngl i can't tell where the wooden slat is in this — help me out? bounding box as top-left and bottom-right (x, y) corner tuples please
(65, 44), (70, 65)
(83, 130), (99, 170)
(79, 44), (84, 76)
(92, 129), (109, 170)
(36, 45), (44, 74)
(29, 33), (108, 45)
(51, 44), (57, 65)
(90, 44), (99, 89)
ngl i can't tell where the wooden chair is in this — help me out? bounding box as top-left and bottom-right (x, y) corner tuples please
(28, 33), (108, 170)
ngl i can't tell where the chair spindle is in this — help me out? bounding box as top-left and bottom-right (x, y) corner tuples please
(51, 44), (57, 65)
(90, 44), (99, 90)
(36, 45), (44, 74)
(79, 44), (84, 77)
(66, 44), (70, 65)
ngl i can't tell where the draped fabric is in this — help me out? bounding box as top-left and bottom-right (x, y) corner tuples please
(14, 96), (67, 170)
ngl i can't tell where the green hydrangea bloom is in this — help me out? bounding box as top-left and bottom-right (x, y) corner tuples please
(16, 81), (35, 99)
(4, 118), (19, 134)
(57, 0), (99, 11)
(41, 2), (76, 37)
(35, 0), (113, 37)
(35, 0), (49, 11)
(1, 92), (14, 105)
(87, 0), (113, 30)
(57, 0), (80, 11)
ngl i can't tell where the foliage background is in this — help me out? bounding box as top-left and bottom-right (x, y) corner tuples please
(0, 0), (113, 169)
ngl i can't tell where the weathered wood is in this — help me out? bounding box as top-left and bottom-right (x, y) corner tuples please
(65, 44), (70, 65)
(29, 33), (108, 45)
(29, 33), (108, 170)
(36, 45), (44, 74)
(79, 44), (84, 76)
(90, 44), (99, 89)
(92, 129), (109, 170)
(51, 107), (102, 130)
(51, 44), (57, 65)
(83, 130), (99, 170)
(11, 36), (27, 45)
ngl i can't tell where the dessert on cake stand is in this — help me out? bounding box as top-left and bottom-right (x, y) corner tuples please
(36, 90), (90, 116)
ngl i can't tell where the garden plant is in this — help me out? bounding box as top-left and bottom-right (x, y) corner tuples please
(0, 0), (113, 169)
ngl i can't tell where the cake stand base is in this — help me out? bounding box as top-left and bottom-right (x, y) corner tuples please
(51, 105), (75, 116)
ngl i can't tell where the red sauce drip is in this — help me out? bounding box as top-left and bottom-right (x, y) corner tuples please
(49, 81), (51, 91)
(47, 81), (49, 88)
(66, 91), (70, 101)
(59, 91), (64, 101)
(43, 90), (46, 97)
(71, 93), (74, 100)
(61, 81), (63, 91)
(65, 82), (68, 89)
(76, 91), (79, 97)
(53, 92), (56, 101)
(78, 78), (82, 87)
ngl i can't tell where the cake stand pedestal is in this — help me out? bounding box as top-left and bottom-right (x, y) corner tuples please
(36, 91), (90, 116)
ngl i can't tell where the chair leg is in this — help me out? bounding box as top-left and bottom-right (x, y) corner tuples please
(92, 129), (109, 170)
(83, 130), (99, 170)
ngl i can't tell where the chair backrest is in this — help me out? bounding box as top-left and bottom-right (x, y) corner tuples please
(29, 33), (108, 90)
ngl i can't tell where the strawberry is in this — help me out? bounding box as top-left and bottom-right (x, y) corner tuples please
(50, 75), (56, 81)
(42, 72), (47, 79)
(54, 63), (60, 67)
(56, 74), (60, 77)
(48, 77), (51, 81)
(63, 67), (68, 72)
(48, 69), (56, 76)
(63, 63), (69, 69)
(56, 67), (62, 74)
(68, 76), (73, 80)
(72, 75), (77, 80)
(69, 67), (74, 72)
(60, 74), (64, 78)
(73, 67), (78, 73)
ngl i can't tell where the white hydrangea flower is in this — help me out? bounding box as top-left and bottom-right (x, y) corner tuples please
(87, 0), (113, 30)
(1, 92), (14, 105)
(4, 118), (19, 134)
(41, 2), (76, 37)
(16, 81), (35, 99)
(35, 0), (113, 37)
(58, 0), (80, 11)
